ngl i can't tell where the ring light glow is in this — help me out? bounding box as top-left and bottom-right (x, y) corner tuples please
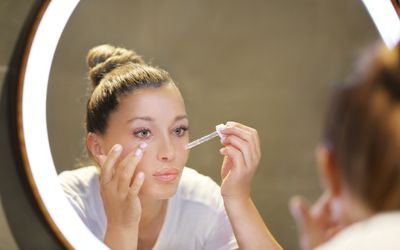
(362, 0), (400, 49)
(21, 0), (108, 249)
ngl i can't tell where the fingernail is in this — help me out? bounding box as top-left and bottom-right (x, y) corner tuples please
(137, 171), (145, 180)
(139, 142), (148, 149)
(219, 148), (225, 155)
(114, 144), (122, 152)
(135, 148), (142, 157)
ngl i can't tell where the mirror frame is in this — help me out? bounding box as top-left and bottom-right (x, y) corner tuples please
(9, 0), (107, 249)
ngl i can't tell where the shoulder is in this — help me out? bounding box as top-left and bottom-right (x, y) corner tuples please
(175, 167), (223, 211)
(58, 166), (100, 198)
(317, 212), (400, 250)
(58, 166), (106, 239)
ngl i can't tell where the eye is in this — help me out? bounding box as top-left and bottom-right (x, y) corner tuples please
(134, 128), (152, 139)
(173, 126), (188, 137)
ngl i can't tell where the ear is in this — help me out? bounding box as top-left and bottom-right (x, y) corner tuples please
(315, 144), (342, 197)
(86, 132), (106, 164)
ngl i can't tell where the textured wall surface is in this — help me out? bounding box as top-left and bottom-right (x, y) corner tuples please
(0, 2), (35, 249)
(1, 1), (378, 249)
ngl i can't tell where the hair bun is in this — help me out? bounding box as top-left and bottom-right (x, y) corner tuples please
(373, 44), (400, 99)
(86, 44), (145, 87)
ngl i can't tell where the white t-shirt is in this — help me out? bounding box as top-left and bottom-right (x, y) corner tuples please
(316, 212), (400, 250)
(58, 166), (238, 250)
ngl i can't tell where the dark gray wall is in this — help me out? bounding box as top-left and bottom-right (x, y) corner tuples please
(1, 1), (378, 249)
(0, 1), (35, 249)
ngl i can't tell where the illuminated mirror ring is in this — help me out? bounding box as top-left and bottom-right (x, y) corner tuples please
(16, 0), (108, 249)
(11, 0), (400, 249)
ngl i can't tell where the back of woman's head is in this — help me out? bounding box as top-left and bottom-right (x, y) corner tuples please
(323, 43), (400, 212)
(86, 44), (173, 134)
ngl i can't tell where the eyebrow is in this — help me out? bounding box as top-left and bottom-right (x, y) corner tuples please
(127, 115), (188, 124)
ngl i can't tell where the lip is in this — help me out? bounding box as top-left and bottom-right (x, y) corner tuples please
(153, 168), (180, 182)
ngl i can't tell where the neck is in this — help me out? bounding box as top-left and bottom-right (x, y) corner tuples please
(340, 188), (374, 225)
(137, 195), (168, 249)
(139, 194), (168, 226)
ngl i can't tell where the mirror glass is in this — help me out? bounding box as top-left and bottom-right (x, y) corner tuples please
(46, 0), (379, 248)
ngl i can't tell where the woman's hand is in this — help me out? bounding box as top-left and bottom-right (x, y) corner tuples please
(219, 122), (283, 250)
(289, 192), (343, 250)
(97, 144), (146, 250)
(219, 121), (261, 199)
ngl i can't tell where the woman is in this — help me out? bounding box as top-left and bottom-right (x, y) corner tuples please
(58, 44), (272, 250)
(223, 43), (400, 250)
(289, 43), (400, 249)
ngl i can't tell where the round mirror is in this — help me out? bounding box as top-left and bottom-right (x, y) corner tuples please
(46, 1), (380, 249)
(4, 0), (398, 249)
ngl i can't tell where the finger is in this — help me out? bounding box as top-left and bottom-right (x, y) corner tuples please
(128, 171), (145, 199)
(226, 121), (259, 138)
(100, 144), (123, 184)
(289, 196), (312, 235)
(226, 121), (258, 140)
(116, 146), (144, 193)
(220, 146), (246, 176)
(222, 122), (252, 140)
(311, 192), (338, 234)
(220, 154), (234, 179)
(221, 134), (255, 169)
(291, 195), (333, 250)
(222, 122), (261, 158)
(311, 192), (332, 223)
(222, 127), (256, 158)
(290, 196), (316, 250)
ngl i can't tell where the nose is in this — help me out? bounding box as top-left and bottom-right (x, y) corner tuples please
(156, 135), (176, 162)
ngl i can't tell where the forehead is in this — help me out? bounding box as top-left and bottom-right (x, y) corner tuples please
(114, 85), (186, 121)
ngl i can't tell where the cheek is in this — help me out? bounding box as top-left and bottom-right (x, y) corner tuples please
(176, 134), (189, 149)
(176, 145), (189, 165)
(135, 142), (189, 171)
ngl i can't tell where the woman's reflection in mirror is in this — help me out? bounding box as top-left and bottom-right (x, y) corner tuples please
(57, 44), (282, 250)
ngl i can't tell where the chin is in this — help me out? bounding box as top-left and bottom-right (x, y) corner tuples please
(147, 186), (179, 200)
(141, 176), (181, 200)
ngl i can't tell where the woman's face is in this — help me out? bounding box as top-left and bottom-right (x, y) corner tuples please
(98, 84), (190, 200)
